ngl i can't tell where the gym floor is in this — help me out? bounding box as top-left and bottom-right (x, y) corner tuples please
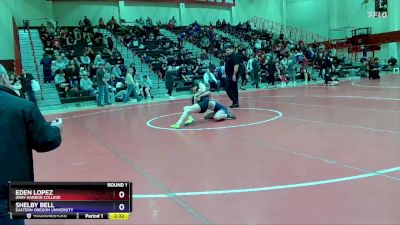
(28, 74), (400, 224)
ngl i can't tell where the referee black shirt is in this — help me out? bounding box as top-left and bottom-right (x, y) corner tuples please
(225, 52), (240, 77)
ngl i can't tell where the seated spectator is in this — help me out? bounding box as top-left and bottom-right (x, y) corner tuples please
(79, 67), (87, 77)
(94, 54), (105, 66)
(66, 31), (76, 46)
(112, 64), (122, 78)
(74, 28), (82, 41)
(54, 70), (69, 92)
(53, 56), (66, 73)
(80, 72), (94, 95)
(80, 52), (91, 69)
(203, 68), (219, 91)
(59, 53), (69, 65)
(83, 33), (93, 46)
(132, 38), (139, 47)
(143, 54), (151, 64)
(109, 74), (124, 93)
(67, 72), (80, 97)
(140, 75), (153, 100)
(178, 64), (192, 82)
(89, 63), (97, 78)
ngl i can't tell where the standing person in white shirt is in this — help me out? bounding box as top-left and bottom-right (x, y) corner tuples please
(246, 56), (254, 81)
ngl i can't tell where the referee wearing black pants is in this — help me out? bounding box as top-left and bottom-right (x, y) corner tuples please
(224, 44), (240, 108)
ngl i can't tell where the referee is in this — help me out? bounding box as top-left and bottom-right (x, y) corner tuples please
(224, 43), (240, 108)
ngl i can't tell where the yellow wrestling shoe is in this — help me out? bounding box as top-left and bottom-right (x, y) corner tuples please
(170, 123), (181, 129)
(184, 116), (194, 126)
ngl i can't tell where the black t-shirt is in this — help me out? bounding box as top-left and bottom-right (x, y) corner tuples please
(225, 53), (240, 77)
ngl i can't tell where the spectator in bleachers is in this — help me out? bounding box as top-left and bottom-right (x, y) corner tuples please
(96, 62), (110, 106)
(60, 53), (69, 65)
(93, 32), (104, 46)
(251, 55), (261, 88)
(74, 28), (82, 41)
(129, 64), (137, 75)
(178, 64), (192, 82)
(287, 56), (297, 85)
(215, 61), (225, 88)
(368, 57), (381, 80)
(203, 68), (219, 91)
(108, 74), (124, 92)
(60, 31), (68, 46)
(83, 16), (92, 27)
(66, 68), (80, 97)
(80, 72), (94, 96)
(79, 19), (85, 30)
(83, 32), (93, 46)
(132, 37), (139, 48)
(40, 53), (53, 83)
(265, 56), (276, 88)
(80, 52), (91, 69)
(66, 50), (75, 61)
(165, 66), (175, 100)
(52, 36), (62, 51)
(178, 32), (186, 47)
(9, 73), (22, 96)
(54, 70), (69, 92)
(79, 67), (86, 77)
(94, 54), (105, 66)
(107, 37), (114, 50)
(167, 19), (174, 30)
(20, 69), (36, 104)
(141, 75), (153, 100)
(66, 31), (77, 46)
(72, 57), (81, 69)
(99, 17), (106, 28)
(123, 67), (140, 103)
(112, 64), (122, 78)
(146, 17), (153, 27)
(89, 64), (97, 78)
(216, 19), (222, 28)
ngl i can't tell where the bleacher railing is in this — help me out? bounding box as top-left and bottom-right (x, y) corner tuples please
(27, 27), (44, 100)
(251, 16), (329, 44)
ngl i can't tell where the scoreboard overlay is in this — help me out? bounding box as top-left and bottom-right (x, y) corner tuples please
(8, 182), (132, 220)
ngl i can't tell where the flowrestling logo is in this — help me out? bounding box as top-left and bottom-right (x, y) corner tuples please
(368, 0), (388, 18)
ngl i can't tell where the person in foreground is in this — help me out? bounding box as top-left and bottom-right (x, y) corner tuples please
(0, 64), (63, 225)
(170, 80), (236, 129)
